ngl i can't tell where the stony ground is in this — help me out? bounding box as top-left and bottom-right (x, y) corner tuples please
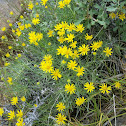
(0, 0), (21, 35)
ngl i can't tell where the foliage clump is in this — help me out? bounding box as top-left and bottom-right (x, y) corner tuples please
(0, 0), (126, 125)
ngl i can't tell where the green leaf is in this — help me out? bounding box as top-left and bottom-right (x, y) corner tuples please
(94, 4), (101, 9)
(113, 27), (118, 32)
(106, 7), (117, 12)
(97, 20), (105, 26)
(74, 18), (84, 26)
(91, 20), (95, 25)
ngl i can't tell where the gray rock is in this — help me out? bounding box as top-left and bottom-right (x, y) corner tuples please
(0, 0), (21, 35)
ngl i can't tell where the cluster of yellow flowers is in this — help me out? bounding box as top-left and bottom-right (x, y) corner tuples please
(64, 82), (113, 95)
(55, 80), (120, 125)
(58, 0), (71, 8)
(37, 20), (114, 124)
(0, 1), (123, 125)
(55, 80), (122, 124)
(0, 96), (26, 126)
(39, 54), (62, 80)
(109, 12), (126, 21)
(28, 31), (43, 46)
(4, 52), (22, 66)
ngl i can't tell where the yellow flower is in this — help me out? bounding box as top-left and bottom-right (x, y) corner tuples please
(1, 35), (5, 40)
(54, 23), (62, 31)
(75, 97), (86, 106)
(57, 29), (65, 36)
(7, 20), (10, 23)
(65, 83), (76, 94)
(9, 23), (12, 27)
(118, 12), (125, 21)
(92, 52), (97, 55)
(37, 82), (40, 85)
(85, 33), (93, 40)
(65, 33), (75, 43)
(67, 60), (77, 70)
(18, 54), (21, 57)
(71, 50), (79, 59)
(20, 15), (23, 19)
(34, 64), (37, 67)
(22, 43), (26, 46)
(109, 12), (116, 19)
(0, 108), (4, 116)
(28, 31), (37, 44)
(64, 47), (72, 58)
(5, 53), (10, 57)
(28, 23), (31, 27)
(56, 102), (65, 112)
(57, 46), (64, 55)
(115, 82), (121, 88)
(16, 110), (23, 118)
(67, 79), (71, 83)
(57, 36), (65, 43)
(7, 77), (12, 84)
(1, 27), (6, 31)
(21, 96), (26, 102)
(19, 25), (25, 31)
(16, 31), (21, 37)
(48, 42), (51, 45)
(4, 62), (10, 67)
(39, 60), (53, 73)
(61, 60), (66, 64)
(103, 47), (112, 57)
(41, 0), (48, 6)
(84, 82), (95, 93)
(35, 14), (39, 18)
(45, 5), (48, 8)
(64, 0), (71, 5)
(43, 54), (53, 62)
(1, 77), (4, 81)
(61, 21), (68, 29)
(12, 29), (15, 33)
(34, 104), (37, 107)
(16, 118), (25, 126)
(36, 2), (39, 5)
(32, 18), (40, 25)
(67, 23), (76, 32)
(69, 41), (77, 48)
(25, 24), (28, 29)
(21, 3), (23, 6)
(10, 11), (13, 15)
(56, 113), (67, 125)
(75, 66), (85, 76)
(97, 40), (103, 48)
(36, 32), (43, 41)
(99, 83), (111, 94)
(90, 41), (99, 51)
(51, 68), (62, 80)
(28, 2), (34, 10)
(58, 1), (65, 8)
(8, 110), (15, 120)
(8, 46), (12, 49)
(11, 96), (18, 105)
(17, 22), (21, 26)
(47, 30), (54, 37)
(78, 44), (90, 55)
(76, 24), (85, 33)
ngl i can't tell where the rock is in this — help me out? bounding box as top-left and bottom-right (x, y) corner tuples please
(0, 0), (21, 35)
